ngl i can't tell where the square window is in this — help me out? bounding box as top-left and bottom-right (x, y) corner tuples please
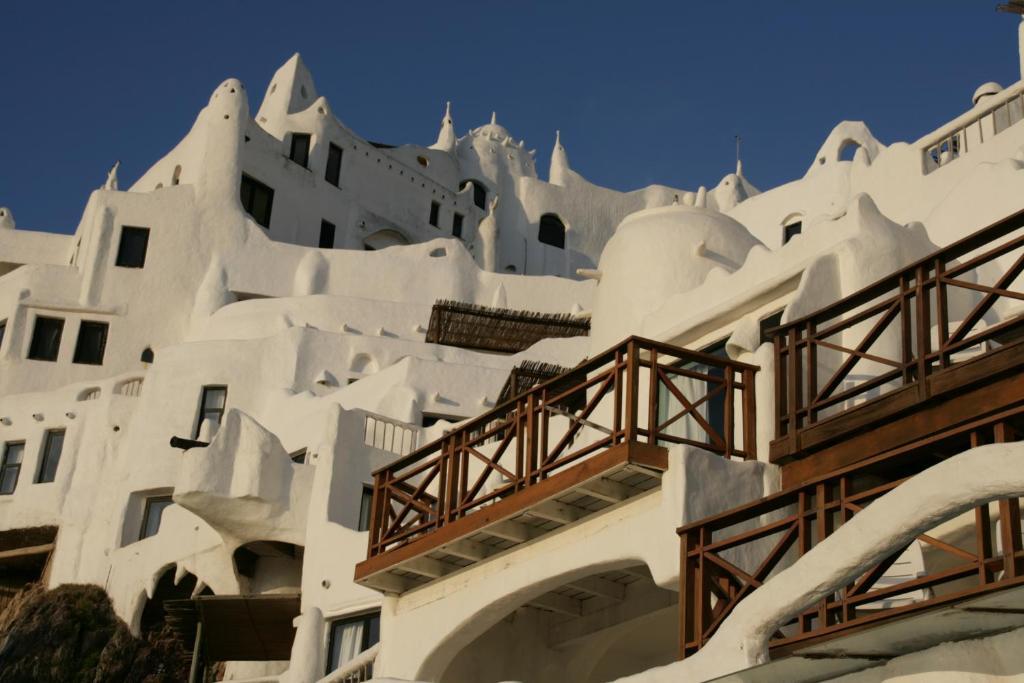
(240, 174), (274, 229)
(0, 442), (25, 495)
(115, 227), (150, 268)
(289, 133), (311, 168)
(319, 220), (336, 249)
(429, 201), (440, 228)
(326, 143), (343, 187)
(27, 316), (64, 362)
(358, 485), (373, 532)
(139, 495), (174, 540)
(452, 213), (464, 239)
(36, 430), (65, 484)
(327, 611), (381, 674)
(194, 385), (228, 440)
(72, 321), (108, 365)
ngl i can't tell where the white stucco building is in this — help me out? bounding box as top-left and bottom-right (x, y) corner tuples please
(2, 15), (1024, 683)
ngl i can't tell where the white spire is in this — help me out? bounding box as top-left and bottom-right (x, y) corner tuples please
(430, 100), (457, 153)
(103, 161), (120, 191)
(490, 111), (497, 125)
(549, 130), (571, 187)
(256, 53), (319, 122)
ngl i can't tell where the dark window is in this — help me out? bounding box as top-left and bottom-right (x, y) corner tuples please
(139, 495), (174, 540)
(429, 201), (440, 227)
(194, 385), (228, 440)
(538, 214), (566, 249)
(461, 180), (487, 210)
(36, 430), (64, 484)
(240, 174), (274, 229)
(72, 321), (108, 365)
(702, 339), (729, 442)
(326, 143), (343, 187)
(0, 442), (24, 495)
(783, 221), (802, 244)
(759, 310), (785, 346)
(115, 226), (150, 268)
(358, 486), (373, 532)
(452, 213), (464, 239)
(289, 133), (311, 168)
(290, 448), (307, 464)
(28, 316), (64, 362)
(327, 611), (381, 674)
(0, 319), (7, 351)
(319, 220), (336, 249)
(140, 347), (154, 363)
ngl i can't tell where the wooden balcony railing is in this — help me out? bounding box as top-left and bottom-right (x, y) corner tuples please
(356, 337), (757, 588)
(680, 413), (1023, 659)
(772, 207), (1024, 472)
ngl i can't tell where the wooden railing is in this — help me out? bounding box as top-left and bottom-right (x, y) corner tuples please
(680, 414), (1023, 658)
(772, 208), (1024, 462)
(366, 337), (758, 559)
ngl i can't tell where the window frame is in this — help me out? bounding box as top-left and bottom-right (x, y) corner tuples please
(240, 174), (275, 229)
(357, 485), (374, 532)
(428, 201), (440, 228)
(114, 226), (150, 268)
(289, 133), (311, 168)
(319, 220), (336, 249)
(138, 495), (174, 541)
(0, 441), (25, 495)
(325, 143), (343, 187)
(326, 610), (381, 674)
(72, 320), (109, 365)
(27, 315), (64, 362)
(35, 429), (65, 484)
(194, 385), (228, 440)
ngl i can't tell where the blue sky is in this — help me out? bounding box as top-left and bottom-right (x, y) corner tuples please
(1, 1), (1021, 233)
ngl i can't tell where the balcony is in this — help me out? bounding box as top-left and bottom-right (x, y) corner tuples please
(680, 208), (1024, 661)
(354, 337), (758, 593)
(772, 207), (1024, 486)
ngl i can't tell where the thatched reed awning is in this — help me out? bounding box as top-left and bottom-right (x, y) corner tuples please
(425, 300), (589, 354)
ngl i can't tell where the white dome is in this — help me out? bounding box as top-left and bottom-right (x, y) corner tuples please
(973, 82), (1003, 106)
(589, 205), (762, 350)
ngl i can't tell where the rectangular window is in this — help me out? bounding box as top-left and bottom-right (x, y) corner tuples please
(289, 133), (311, 168)
(358, 485), (373, 532)
(194, 386), (228, 440)
(326, 143), (343, 187)
(27, 316), (64, 362)
(429, 201), (440, 228)
(72, 321), (109, 365)
(656, 338), (728, 450)
(0, 442), (24, 495)
(319, 220), (336, 249)
(0, 319), (7, 352)
(758, 310), (785, 346)
(139, 495), (174, 540)
(452, 212), (464, 239)
(783, 221), (802, 244)
(115, 226), (150, 268)
(240, 174), (274, 229)
(327, 611), (381, 674)
(36, 430), (65, 484)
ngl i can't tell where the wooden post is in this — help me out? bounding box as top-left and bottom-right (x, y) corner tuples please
(648, 348), (659, 443)
(742, 368), (757, 460)
(188, 620), (204, 683)
(624, 340), (641, 443)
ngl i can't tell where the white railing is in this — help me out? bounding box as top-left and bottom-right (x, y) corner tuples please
(321, 643), (379, 683)
(919, 83), (1024, 173)
(114, 377), (144, 397)
(363, 413), (417, 456)
(77, 387), (101, 401)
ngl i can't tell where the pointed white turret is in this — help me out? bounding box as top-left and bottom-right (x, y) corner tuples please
(430, 101), (457, 153)
(549, 130), (571, 187)
(490, 111), (497, 125)
(256, 53), (319, 123)
(0, 208), (14, 230)
(103, 161), (120, 191)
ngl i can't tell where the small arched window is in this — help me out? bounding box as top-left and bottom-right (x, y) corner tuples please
(460, 180), (487, 210)
(140, 347), (154, 363)
(538, 214), (566, 249)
